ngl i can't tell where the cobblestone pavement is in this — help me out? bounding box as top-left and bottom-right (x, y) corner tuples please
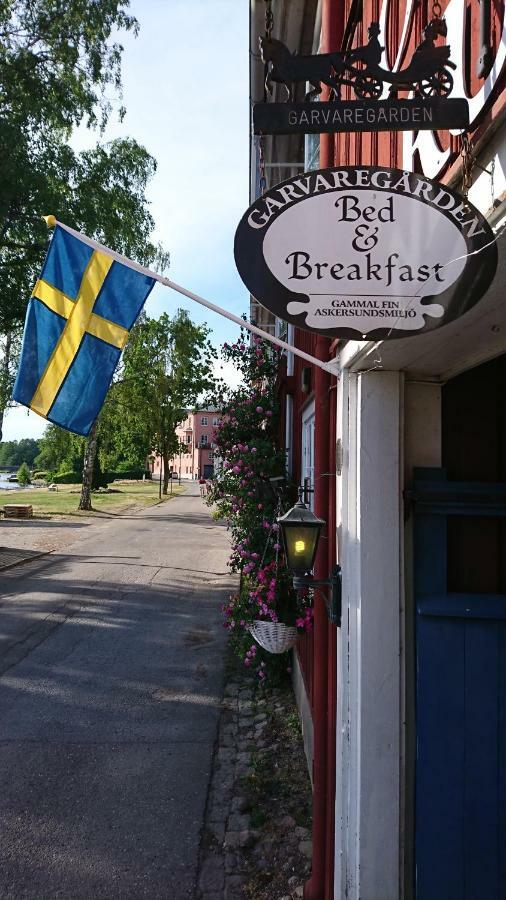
(197, 667), (312, 900)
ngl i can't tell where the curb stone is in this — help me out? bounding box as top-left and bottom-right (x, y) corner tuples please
(0, 548), (52, 572)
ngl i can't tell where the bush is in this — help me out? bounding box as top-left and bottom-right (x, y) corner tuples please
(105, 468), (152, 481)
(31, 471), (47, 481)
(52, 470), (82, 484)
(17, 462), (31, 485)
(115, 460), (145, 473)
(51, 468), (151, 485)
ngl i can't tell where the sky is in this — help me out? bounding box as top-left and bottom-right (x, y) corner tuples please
(4, 0), (250, 441)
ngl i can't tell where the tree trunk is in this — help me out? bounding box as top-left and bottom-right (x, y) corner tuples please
(162, 448), (170, 495)
(0, 331), (13, 442)
(78, 421), (99, 510)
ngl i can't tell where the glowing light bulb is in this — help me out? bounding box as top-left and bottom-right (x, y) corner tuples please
(295, 540), (306, 553)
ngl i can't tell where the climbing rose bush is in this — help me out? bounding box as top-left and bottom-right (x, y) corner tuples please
(206, 332), (313, 679)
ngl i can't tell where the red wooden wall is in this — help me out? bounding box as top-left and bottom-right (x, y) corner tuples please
(335, 0), (505, 175)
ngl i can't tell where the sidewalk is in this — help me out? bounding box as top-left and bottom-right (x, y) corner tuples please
(198, 655), (313, 900)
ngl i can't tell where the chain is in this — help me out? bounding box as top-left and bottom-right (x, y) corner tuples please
(460, 133), (474, 196)
(258, 134), (267, 194)
(264, 0), (274, 39)
(432, 1), (442, 17)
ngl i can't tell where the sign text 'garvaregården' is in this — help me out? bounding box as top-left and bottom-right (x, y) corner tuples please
(234, 167), (497, 341)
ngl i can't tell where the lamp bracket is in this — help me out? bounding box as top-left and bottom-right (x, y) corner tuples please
(293, 564), (342, 627)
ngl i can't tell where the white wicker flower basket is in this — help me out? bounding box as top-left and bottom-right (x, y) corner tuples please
(249, 620), (299, 654)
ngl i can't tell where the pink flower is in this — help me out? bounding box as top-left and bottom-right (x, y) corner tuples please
(256, 406), (263, 414)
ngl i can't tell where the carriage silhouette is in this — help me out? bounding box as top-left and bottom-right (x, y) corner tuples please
(260, 18), (456, 102)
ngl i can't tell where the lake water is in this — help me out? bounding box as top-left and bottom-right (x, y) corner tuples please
(0, 473), (34, 490)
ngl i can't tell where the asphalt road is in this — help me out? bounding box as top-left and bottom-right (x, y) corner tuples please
(0, 483), (235, 899)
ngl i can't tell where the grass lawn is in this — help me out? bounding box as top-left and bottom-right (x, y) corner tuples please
(0, 481), (185, 518)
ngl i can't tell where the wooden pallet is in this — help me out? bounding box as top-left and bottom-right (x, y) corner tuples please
(3, 504), (33, 519)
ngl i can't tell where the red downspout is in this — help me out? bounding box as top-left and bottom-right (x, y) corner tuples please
(304, 5), (343, 898)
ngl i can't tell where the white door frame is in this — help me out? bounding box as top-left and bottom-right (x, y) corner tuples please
(336, 370), (403, 900)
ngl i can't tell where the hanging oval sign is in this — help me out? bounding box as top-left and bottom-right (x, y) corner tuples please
(234, 166), (497, 340)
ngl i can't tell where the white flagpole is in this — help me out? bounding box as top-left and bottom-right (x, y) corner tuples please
(48, 218), (340, 377)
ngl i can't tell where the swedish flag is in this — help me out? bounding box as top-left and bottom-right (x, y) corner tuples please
(13, 225), (155, 436)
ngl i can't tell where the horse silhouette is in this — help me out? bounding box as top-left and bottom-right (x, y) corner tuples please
(259, 35), (347, 101)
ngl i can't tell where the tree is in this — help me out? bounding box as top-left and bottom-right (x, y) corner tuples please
(0, 0), (139, 337)
(16, 461), (31, 485)
(34, 425), (84, 475)
(0, 0), (137, 134)
(0, 438), (40, 467)
(0, 1), (168, 439)
(0, 135), (169, 437)
(119, 311), (218, 495)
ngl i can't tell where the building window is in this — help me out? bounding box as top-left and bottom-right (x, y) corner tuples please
(200, 434), (208, 445)
(301, 401), (315, 511)
(201, 416), (208, 425)
(212, 417), (219, 426)
(276, 317), (288, 342)
(186, 434), (191, 444)
(305, 131), (320, 172)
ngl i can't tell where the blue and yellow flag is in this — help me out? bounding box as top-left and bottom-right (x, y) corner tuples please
(13, 225), (155, 436)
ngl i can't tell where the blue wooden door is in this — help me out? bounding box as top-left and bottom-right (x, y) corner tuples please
(414, 469), (506, 900)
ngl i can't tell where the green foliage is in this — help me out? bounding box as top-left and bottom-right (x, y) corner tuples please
(0, 135), (169, 335)
(0, 438), (40, 466)
(31, 471), (47, 481)
(0, 0), (137, 133)
(35, 425), (84, 474)
(16, 461), (31, 484)
(52, 470), (81, 484)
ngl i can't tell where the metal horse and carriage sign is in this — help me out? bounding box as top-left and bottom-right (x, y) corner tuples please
(254, 17), (469, 135)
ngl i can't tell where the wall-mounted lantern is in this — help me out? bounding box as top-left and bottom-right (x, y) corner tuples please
(277, 491), (342, 626)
